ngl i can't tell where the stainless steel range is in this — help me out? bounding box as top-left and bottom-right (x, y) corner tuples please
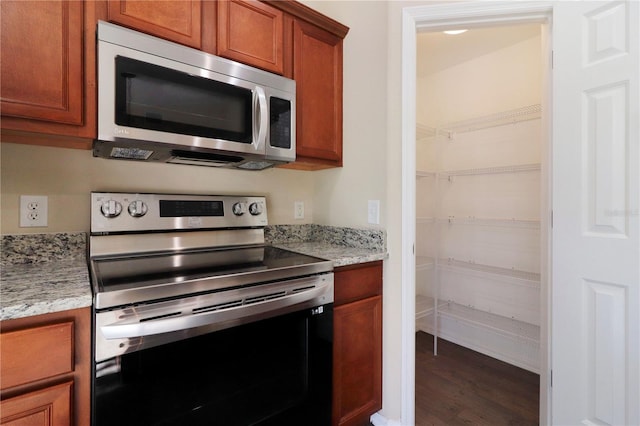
(89, 192), (334, 426)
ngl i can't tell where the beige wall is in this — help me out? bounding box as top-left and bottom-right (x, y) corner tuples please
(0, 143), (314, 234)
(300, 1), (389, 230)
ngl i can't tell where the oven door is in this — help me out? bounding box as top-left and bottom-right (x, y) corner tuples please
(93, 302), (332, 426)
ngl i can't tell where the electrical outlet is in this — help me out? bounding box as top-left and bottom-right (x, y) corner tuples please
(294, 201), (304, 220)
(20, 195), (48, 227)
(368, 200), (380, 225)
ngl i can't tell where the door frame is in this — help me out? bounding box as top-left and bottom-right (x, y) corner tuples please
(400, 2), (553, 425)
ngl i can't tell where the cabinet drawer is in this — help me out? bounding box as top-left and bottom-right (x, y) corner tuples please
(0, 381), (73, 425)
(0, 322), (74, 390)
(334, 261), (382, 306)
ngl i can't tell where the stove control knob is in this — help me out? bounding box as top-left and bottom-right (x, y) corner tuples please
(100, 200), (122, 218)
(249, 202), (263, 216)
(232, 202), (245, 216)
(128, 200), (148, 218)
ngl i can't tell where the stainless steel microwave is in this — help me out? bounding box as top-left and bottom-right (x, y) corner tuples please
(94, 21), (295, 170)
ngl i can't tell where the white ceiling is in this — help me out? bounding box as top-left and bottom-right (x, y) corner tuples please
(416, 24), (541, 78)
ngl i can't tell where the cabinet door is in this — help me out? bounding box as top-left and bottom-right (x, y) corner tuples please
(217, 0), (284, 74)
(108, 0), (202, 49)
(333, 295), (383, 426)
(291, 19), (343, 169)
(1, 1), (83, 126)
(0, 381), (72, 426)
(0, 322), (74, 390)
(0, 0), (98, 146)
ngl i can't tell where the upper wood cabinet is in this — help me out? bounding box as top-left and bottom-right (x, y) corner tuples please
(107, 0), (203, 49)
(0, 0), (100, 147)
(0, 0), (349, 168)
(217, 0), (285, 75)
(290, 19), (344, 169)
(265, 0), (349, 170)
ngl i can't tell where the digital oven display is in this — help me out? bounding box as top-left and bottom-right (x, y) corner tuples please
(159, 200), (224, 217)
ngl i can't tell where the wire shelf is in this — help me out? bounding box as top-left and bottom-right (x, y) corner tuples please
(416, 256), (435, 271)
(415, 295), (435, 318)
(438, 258), (541, 283)
(416, 170), (436, 178)
(443, 104), (542, 135)
(416, 217), (435, 224)
(439, 163), (541, 178)
(439, 301), (540, 342)
(439, 216), (540, 229)
(416, 104), (542, 139)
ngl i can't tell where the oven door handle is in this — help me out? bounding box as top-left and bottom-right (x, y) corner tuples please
(99, 281), (332, 340)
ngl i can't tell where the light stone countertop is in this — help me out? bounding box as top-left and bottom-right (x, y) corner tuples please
(272, 242), (387, 267)
(1, 226), (387, 321)
(1, 258), (93, 321)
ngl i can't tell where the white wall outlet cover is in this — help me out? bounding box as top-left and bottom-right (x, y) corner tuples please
(294, 201), (305, 220)
(20, 195), (48, 227)
(368, 200), (380, 224)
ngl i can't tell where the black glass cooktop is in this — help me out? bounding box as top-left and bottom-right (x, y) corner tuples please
(90, 246), (332, 309)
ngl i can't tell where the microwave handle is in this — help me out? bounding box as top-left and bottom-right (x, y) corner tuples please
(254, 87), (268, 148)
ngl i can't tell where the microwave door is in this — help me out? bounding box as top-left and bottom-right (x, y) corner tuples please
(99, 44), (267, 158)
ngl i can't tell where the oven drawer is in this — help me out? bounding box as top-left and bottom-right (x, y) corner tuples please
(1, 321), (74, 390)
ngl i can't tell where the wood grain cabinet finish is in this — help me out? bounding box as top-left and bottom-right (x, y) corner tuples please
(0, 382), (72, 426)
(107, 0), (203, 49)
(333, 261), (383, 426)
(288, 18), (344, 170)
(0, 0), (99, 147)
(0, 0), (350, 167)
(0, 308), (91, 426)
(217, 0), (284, 74)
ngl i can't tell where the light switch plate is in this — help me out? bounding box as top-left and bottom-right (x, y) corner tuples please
(368, 200), (380, 224)
(294, 201), (304, 220)
(20, 195), (48, 227)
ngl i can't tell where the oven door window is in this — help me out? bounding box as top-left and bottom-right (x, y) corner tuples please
(93, 306), (332, 426)
(115, 56), (253, 143)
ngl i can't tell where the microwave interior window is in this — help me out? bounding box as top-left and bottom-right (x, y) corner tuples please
(115, 56), (253, 143)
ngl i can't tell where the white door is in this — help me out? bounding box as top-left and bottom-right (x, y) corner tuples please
(552, 1), (639, 425)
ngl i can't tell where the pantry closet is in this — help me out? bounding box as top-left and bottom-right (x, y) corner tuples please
(415, 24), (545, 374)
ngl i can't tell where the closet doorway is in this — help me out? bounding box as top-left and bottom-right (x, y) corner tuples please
(414, 23), (547, 424)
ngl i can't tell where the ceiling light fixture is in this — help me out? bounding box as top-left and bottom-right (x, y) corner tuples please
(443, 29), (468, 35)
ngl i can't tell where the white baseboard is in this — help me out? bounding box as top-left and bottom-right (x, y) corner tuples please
(371, 411), (404, 426)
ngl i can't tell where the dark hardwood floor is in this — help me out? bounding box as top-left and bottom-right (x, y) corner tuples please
(415, 332), (539, 426)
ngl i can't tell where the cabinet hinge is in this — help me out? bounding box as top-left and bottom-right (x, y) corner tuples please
(551, 210), (553, 228)
(551, 50), (554, 69)
(550, 369), (553, 387)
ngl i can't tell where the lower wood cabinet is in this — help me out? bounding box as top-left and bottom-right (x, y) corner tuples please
(1, 381), (73, 426)
(333, 261), (383, 426)
(0, 307), (91, 426)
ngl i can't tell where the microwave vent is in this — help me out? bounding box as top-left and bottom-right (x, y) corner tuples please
(110, 147), (154, 160)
